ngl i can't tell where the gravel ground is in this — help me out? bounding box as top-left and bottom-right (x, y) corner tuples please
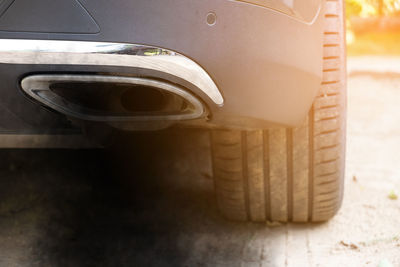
(0, 57), (400, 266)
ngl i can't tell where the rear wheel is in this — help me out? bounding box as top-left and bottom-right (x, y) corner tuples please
(210, 0), (346, 222)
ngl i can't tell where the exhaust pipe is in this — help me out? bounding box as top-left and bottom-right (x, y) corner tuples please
(0, 39), (223, 106)
(21, 74), (205, 122)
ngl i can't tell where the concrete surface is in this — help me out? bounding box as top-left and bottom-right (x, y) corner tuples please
(0, 57), (400, 266)
(348, 56), (400, 74)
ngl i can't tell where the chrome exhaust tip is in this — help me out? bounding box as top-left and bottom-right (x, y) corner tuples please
(21, 74), (206, 122)
(0, 39), (223, 106)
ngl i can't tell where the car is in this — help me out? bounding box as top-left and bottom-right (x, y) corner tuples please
(0, 0), (346, 222)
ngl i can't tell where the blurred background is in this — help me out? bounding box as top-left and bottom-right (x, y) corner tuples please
(347, 0), (400, 55)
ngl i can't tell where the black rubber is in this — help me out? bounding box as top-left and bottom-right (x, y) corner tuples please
(211, 0), (346, 222)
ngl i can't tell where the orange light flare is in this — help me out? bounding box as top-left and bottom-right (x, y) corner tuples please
(346, 0), (400, 55)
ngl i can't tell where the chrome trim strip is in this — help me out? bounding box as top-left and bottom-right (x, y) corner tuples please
(21, 74), (205, 122)
(0, 39), (224, 106)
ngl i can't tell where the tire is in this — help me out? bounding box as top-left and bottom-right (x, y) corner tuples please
(210, 0), (346, 222)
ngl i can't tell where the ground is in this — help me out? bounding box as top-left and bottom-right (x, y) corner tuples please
(0, 57), (400, 266)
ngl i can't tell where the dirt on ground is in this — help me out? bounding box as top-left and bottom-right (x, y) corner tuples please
(0, 57), (400, 266)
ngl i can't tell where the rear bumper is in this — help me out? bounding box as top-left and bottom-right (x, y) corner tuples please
(0, 0), (324, 132)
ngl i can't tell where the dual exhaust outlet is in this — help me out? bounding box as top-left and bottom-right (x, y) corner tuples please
(21, 74), (206, 123)
(0, 39), (224, 125)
